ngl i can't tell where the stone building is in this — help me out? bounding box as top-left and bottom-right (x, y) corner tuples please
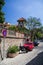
(17, 17), (26, 27)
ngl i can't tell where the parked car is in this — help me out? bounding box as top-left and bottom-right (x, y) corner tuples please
(19, 39), (34, 53)
(33, 39), (39, 46)
(23, 42), (34, 51)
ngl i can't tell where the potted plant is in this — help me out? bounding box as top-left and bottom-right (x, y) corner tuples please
(7, 45), (19, 58)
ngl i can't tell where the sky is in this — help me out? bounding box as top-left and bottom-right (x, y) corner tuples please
(3, 0), (43, 25)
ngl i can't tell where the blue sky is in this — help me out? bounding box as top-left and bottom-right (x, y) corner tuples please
(3, 0), (43, 25)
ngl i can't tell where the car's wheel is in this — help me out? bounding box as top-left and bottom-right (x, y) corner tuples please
(26, 49), (28, 53)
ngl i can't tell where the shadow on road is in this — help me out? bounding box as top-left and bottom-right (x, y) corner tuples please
(26, 52), (43, 65)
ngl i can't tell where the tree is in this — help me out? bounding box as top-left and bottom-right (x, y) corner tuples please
(0, 0), (5, 23)
(27, 17), (41, 41)
(40, 26), (43, 33)
(39, 26), (43, 38)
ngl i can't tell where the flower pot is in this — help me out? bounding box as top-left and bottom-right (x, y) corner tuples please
(7, 52), (19, 58)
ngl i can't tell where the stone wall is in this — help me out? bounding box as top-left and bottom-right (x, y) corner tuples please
(0, 30), (28, 50)
(0, 37), (25, 58)
(1, 37), (25, 50)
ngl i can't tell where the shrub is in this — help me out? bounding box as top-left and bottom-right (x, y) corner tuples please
(7, 45), (19, 53)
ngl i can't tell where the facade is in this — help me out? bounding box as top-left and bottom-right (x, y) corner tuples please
(0, 23), (10, 29)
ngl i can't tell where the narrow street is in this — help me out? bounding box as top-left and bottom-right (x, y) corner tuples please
(0, 42), (43, 65)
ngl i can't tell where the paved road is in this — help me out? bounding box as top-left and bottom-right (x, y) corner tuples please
(0, 42), (43, 65)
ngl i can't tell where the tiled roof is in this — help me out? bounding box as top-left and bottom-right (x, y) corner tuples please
(17, 17), (26, 22)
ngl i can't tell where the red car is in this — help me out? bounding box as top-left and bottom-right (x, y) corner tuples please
(19, 39), (34, 52)
(23, 42), (34, 51)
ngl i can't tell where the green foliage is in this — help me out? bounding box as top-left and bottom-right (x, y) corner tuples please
(0, 0), (5, 23)
(0, 0), (5, 10)
(27, 17), (41, 30)
(7, 45), (19, 53)
(17, 26), (29, 34)
(40, 26), (43, 33)
(8, 25), (29, 34)
(27, 17), (42, 41)
(37, 32), (41, 38)
(8, 26), (16, 30)
(0, 11), (5, 23)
